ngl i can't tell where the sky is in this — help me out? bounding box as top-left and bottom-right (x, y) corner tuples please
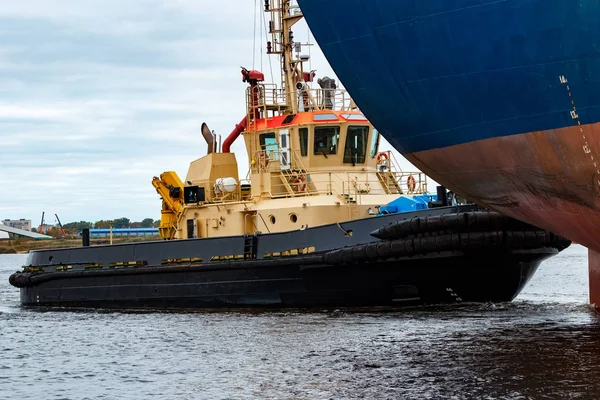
(0, 0), (424, 226)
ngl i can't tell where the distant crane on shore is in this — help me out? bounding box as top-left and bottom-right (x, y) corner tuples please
(38, 212), (45, 234)
(38, 211), (68, 238)
(55, 214), (67, 239)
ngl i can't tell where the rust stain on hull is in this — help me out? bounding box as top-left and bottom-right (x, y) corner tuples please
(406, 122), (600, 251)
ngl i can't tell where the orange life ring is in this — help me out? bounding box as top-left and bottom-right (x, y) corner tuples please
(376, 152), (389, 164)
(291, 176), (306, 193)
(407, 175), (417, 193)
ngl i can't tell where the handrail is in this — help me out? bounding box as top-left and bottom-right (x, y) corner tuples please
(249, 148), (428, 198)
(189, 170), (429, 205)
(375, 150), (428, 195)
(196, 146), (429, 202)
(246, 83), (356, 118)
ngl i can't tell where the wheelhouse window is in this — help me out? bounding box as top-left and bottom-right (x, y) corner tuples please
(369, 128), (380, 158)
(299, 127), (308, 157)
(313, 113), (338, 121)
(314, 126), (340, 155)
(341, 113), (367, 121)
(260, 132), (278, 159)
(344, 125), (369, 164)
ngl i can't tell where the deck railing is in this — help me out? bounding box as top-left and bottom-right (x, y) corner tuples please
(250, 148), (428, 199)
(247, 83), (356, 118)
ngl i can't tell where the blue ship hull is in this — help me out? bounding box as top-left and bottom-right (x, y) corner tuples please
(299, 0), (600, 154)
(299, 0), (600, 250)
(299, 1), (600, 302)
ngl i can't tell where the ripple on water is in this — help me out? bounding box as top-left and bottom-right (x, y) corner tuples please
(1, 247), (600, 399)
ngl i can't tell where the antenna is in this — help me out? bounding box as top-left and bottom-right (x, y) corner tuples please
(264, 0), (305, 114)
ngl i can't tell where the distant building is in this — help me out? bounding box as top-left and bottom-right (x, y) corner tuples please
(38, 224), (54, 234)
(88, 228), (159, 238)
(2, 219), (32, 232)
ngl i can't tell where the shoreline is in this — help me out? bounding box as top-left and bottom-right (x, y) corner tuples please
(0, 236), (162, 254)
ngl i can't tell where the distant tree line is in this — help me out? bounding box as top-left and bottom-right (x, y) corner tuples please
(60, 217), (160, 234)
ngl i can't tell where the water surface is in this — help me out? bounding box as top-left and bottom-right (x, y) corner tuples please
(1, 245), (598, 399)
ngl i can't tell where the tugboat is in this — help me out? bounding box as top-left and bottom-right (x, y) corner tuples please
(8, 1), (571, 309)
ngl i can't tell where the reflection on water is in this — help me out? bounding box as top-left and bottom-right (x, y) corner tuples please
(1, 245), (599, 399)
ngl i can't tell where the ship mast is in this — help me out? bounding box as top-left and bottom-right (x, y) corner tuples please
(265, 0), (304, 114)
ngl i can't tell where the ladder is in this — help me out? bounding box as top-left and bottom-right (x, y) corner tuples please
(278, 150), (312, 196)
(376, 171), (403, 194)
(243, 235), (259, 260)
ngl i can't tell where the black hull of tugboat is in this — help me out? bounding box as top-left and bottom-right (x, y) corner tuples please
(8, 205), (572, 309)
(15, 249), (551, 309)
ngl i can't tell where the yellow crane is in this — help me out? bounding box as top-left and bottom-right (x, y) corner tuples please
(152, 171), (184, 239)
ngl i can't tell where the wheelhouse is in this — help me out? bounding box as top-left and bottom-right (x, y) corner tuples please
(244, 111), (381, 171)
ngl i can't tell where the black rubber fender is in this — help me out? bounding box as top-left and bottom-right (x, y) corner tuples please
(9, 272), (32, 288)
(376, 241), (392, 259)
(390, 239), (407, 257)
(351, 244), (368, 262)
(324, 249), (342, 265)
(365, 242), (379, 260)
(419, 236), (437, 253)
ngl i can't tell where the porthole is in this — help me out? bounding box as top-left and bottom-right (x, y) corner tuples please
(269, 215), (276, 224)
(289, 213), (298, 223)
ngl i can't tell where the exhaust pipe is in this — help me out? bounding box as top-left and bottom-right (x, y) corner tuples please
(201, 122), (215, 154)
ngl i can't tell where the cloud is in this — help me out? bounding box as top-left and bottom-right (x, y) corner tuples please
(0, 0), (424, 225)
(0, 105), (72, 120)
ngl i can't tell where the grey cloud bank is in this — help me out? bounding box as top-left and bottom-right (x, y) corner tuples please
(0, 0), (416, 224)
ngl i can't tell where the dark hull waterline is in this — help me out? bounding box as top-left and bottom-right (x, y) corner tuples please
(15, 249), (552, 309)
(10, 207), (570, 309)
